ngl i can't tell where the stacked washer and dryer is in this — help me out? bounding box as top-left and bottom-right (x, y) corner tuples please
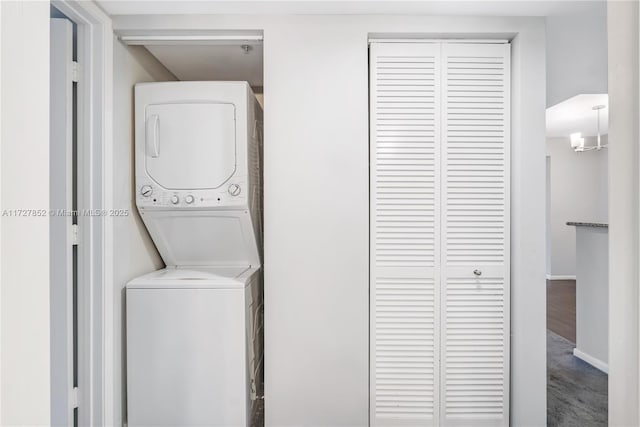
(126, 82), (264, 427)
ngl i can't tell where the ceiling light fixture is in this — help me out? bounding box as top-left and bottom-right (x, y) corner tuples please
(570, 132), (585, 152)
(571, 104), (608, 152)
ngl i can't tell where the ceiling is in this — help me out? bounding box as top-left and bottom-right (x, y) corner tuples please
(145, 43), (263, 86)
(98, 0), (603, 17)
(546, 94), (608, 138)
(104, 0), (604, 95)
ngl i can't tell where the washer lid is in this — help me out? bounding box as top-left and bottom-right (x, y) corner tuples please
(156, 266), (250, 280)
(145, 102), (236, 190)
(126, 266), (260, 289)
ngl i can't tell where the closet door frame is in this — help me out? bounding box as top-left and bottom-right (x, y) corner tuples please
(369, 40), (511, 427)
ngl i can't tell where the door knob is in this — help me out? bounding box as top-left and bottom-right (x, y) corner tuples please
(473, 269), (482, 277)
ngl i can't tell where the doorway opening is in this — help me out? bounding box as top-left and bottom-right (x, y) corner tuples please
(544, 4), (609, 425)
(112, 30), (264, 427)
(546, 98), (609, 426)
(50, 5), (79, 427)
(49, 1), (112, 425)
(546, 94), (609, 425)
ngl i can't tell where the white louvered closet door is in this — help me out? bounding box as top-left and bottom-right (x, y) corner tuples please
(440, 43), (510, 427)
(370, 41), (510, 427)
(370, 42), (441, 427)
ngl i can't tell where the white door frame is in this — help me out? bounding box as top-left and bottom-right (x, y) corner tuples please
(50, 16), (74, 426)
(50, 1), (113, 425)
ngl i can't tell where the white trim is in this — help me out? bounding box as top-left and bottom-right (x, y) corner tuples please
(49, 17), (74, 425)
(116, 29), (264, 45)
(636, 0), (640, 419)
(546, 275), (576, 281)
(0, 2), (4, 424)
(120, 35), (263, 44)
(368, 38), (509, 44)
(50, 2), (113, 426)
(573, 348), (609, 374)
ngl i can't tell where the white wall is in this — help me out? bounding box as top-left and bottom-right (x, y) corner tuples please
(546, 2), (608, 107)
(114, 14), (547, 427)
(607, 1), (639, 425)
(546, 136), (608, 278)
(0, 1), (51, 425)
(575, 226), (609, 367)
(112, 39), (175, 426)
(508, 26), (547, 425)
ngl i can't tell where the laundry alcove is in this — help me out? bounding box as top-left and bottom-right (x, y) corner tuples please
(113, 29), (265, 427)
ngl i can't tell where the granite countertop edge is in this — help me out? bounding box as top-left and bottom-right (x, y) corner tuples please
(566, 221), (609, 228)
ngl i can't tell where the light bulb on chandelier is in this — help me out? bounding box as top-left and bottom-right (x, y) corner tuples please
(571, 104), (608, 152)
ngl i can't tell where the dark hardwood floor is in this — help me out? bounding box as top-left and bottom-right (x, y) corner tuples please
(547, 279), (576, 343)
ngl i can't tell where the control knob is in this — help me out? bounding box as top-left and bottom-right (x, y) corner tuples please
(170, 195), (179, 205)
(140, 185), (153, 197)
(185, 195), (195, 204)
(228, 183), (241, 196)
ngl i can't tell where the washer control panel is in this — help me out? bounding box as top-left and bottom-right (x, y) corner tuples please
(141, 185), (153, 197)
(137, 178), (247, 208)
(228, 183), (241, 196)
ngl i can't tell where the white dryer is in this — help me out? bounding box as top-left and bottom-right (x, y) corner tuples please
(134, 81), (263, 268)
(126, 82), (263, 427)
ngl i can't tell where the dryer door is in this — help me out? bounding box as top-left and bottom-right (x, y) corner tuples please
(145, 102), (236, 190)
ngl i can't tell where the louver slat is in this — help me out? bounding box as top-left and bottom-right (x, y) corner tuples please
(441, 43), (510, 427)
(370, 42), (441, 426)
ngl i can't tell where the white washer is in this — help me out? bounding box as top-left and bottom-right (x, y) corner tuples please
(126, 267), (263, 427)
(126, 82), (263, 426)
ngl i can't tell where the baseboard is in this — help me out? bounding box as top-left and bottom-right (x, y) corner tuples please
(573, 348), (609, 374)
(546, 274), (576, 281)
